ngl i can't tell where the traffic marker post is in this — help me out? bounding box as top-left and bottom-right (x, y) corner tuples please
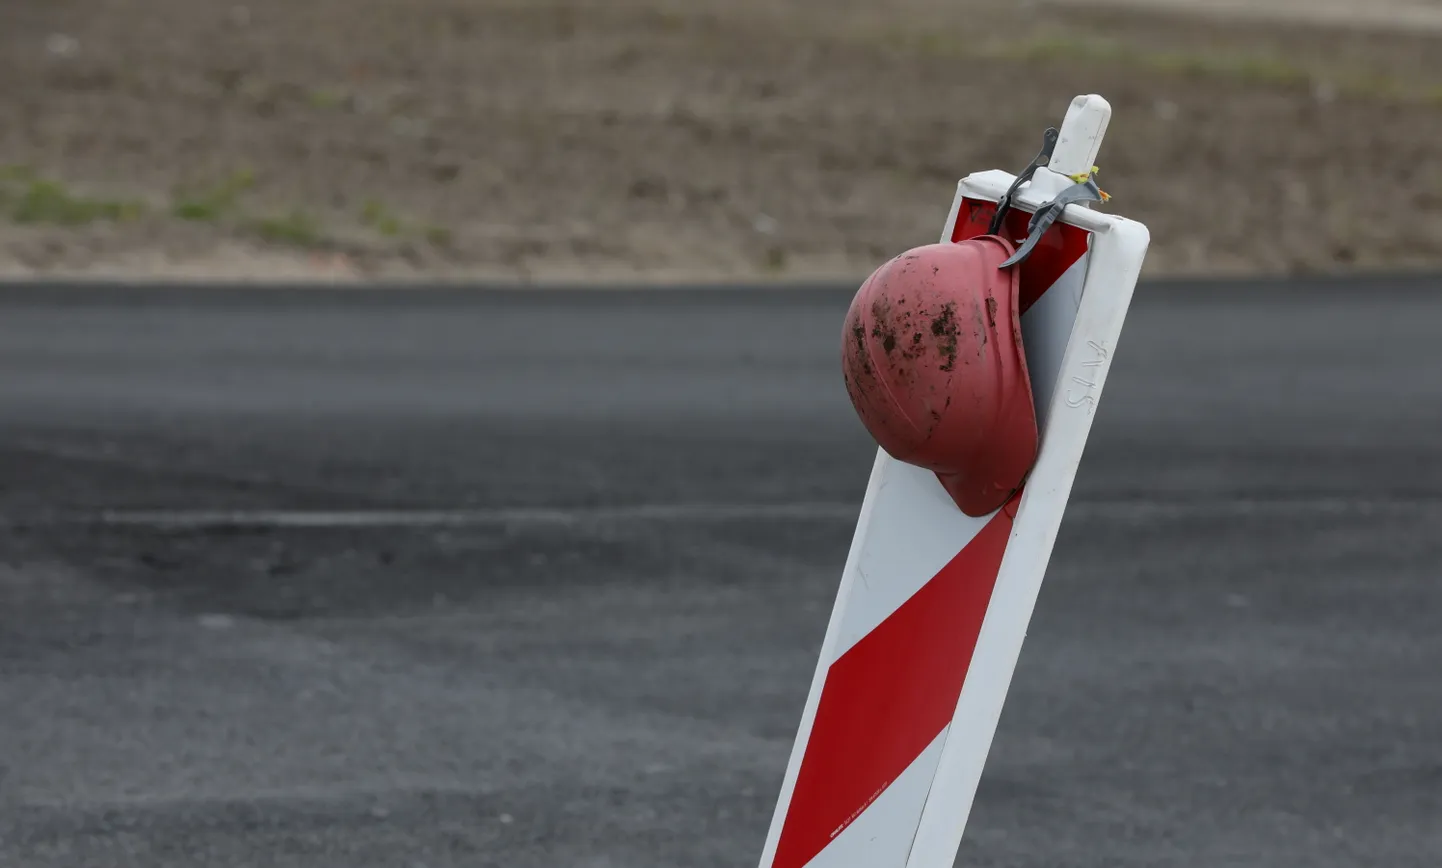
(757, 94), (1150, 868)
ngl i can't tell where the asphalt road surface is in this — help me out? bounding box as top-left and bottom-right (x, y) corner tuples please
(0, 278), (1439, 868)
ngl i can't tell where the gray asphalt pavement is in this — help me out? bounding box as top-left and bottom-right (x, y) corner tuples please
(0, 278), (1439, 868)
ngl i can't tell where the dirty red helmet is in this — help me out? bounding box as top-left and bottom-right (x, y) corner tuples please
(841, 236), (1038, 517)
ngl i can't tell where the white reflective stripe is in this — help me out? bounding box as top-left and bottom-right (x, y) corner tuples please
(1021, 253), (1090, 427)
(833, 459), (989, 660)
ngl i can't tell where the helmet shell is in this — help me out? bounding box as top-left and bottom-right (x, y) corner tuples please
(841, 236), (1038, 517)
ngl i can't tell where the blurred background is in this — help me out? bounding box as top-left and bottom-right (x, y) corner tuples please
(1, 2), (1440, 868)
(4, 0), (1442, 282)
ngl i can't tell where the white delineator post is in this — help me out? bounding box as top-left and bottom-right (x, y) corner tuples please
(757, 95), (1150, 868)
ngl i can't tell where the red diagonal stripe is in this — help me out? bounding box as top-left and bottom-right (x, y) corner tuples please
(770, 495), (1019, 868)
(952, 198), (1090, 314)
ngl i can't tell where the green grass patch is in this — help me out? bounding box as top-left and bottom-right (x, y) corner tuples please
(251, 210), (323, 247)
(0, 164), (38, 183)
(980, 34), (1433, 103)
(423, 224), (453, 249)
(762, 245), (787, 273)
(360, 199), (404, 237)
(359, 199), (454, 249)
(2, 177), (144, 226)
(885, 24), (1438, 102)
(171, 168), (256, 222)
(983, 35), (1311, 86)
(307, 88), (346, 110)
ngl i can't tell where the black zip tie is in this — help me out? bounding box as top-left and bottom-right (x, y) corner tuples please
(999, 177), (1105, 268)
(988, 127), (1059, 236)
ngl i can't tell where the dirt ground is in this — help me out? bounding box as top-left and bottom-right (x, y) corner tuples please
(1057, 0), (1442, 33)
(3, 0), (1442, 283)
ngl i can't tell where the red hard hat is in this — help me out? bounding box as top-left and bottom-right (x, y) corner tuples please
(841, 236), (1038, 517)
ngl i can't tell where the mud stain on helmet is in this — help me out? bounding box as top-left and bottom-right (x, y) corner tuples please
(930, 301), (959, 372)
